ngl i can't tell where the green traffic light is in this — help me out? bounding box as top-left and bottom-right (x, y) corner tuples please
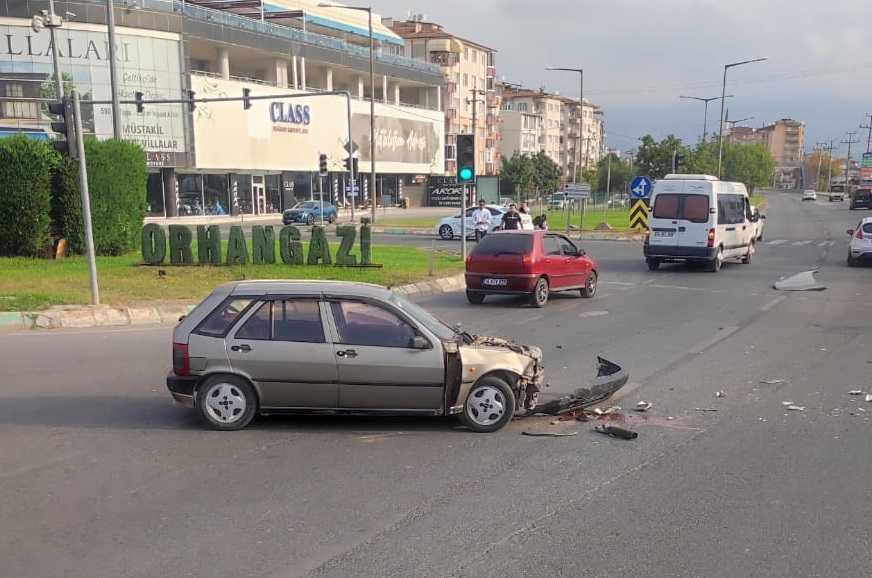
(459, 167), (473, 181)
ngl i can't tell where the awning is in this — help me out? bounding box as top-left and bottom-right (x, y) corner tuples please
(261, 0), (405, 45)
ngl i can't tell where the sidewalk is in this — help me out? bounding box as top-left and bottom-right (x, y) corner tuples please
(0, 274), (467, 332)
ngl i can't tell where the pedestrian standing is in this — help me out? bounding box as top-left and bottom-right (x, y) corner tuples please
(472, 200), (492, 242)
(500, 203), (523, 230)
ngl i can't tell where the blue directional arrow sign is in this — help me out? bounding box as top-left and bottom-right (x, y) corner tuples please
(630, 175), (653, 199)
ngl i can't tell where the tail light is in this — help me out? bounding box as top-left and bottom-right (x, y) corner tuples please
(707, 228), (716, 247)
(857, 229), (864, 240)
(173, 342), (190, 376)
(644, 229), (650, 245)
(465, 252), (473, 265)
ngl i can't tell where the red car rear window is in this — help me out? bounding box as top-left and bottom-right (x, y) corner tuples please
(470, 234), (534, 256)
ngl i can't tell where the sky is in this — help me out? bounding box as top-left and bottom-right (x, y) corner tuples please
(372, 0), (872, 157)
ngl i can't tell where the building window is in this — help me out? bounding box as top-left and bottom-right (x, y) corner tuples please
(463, 73), (468, 87)
(411, 42), (425, 60)
(464, 48), (469, 61)
(2, 83), (39, 119)
(517, 103), (527, 112)
(445, 144), (455, 160)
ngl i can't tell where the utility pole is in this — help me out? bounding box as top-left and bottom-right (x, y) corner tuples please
(825, 140), (837, 191)
(814, 142), (824, 191)
(842, 132), (859, 193)
(466, 78), (485, 199)
(861, 113), (872, 153)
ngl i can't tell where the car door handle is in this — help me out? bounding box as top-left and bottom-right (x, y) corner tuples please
(231, 344), (251, 352)
(336, 349), (358, 358)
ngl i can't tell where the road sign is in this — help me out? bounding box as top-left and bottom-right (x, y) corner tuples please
(343, 140), (359, 155)
(862, 152), (872, 168)
(564, 182), (591, 199)
(344, 179), (360, 196)
(630, 176), (653, 199)
(629, 198), (649, 229)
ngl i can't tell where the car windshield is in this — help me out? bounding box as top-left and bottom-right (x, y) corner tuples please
(294, 202), (318, 209)
(471, 233), (534, 255)
(389, 291), (456, 341)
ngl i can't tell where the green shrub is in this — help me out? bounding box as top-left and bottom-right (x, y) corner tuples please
(0, 136), (54, 257)
(54, 138), (147, 256)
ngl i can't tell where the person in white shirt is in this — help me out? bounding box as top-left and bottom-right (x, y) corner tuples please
(518, 203), (535, 230)
(472, 200), (492, 242)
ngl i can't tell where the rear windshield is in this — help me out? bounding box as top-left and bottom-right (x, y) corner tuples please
(863, 223), (872, 235)
(652, 193), (710, 223)
(471, 233), (534, 255)
(856, 189), (871, 200)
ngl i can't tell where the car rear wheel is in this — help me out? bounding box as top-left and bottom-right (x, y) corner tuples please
(196, 375), (258, 431)
(581, 271), (598, 298)
(460, 376), (516, 433)
(466, 290), (485, 304)
(328, 214), (336, 224)
(439, 225), (454, 240)
(708, 247), (723, 272)
(529, 277), (549, 308)
(646, 258), (661, 271)
(848, 253), (859, 267)
(306, 214), (315, 225)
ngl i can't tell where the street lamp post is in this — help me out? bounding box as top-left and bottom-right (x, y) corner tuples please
(679, 94), (733, 142)
(31, 0), (65, 99)
(106, 0), (123, 139)
(717, 57), (768, 178)
(546, 67), (583, 181)
(319, 3), (376, 224)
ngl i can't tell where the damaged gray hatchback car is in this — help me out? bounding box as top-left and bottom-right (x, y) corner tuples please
(167, 280), (549, 432)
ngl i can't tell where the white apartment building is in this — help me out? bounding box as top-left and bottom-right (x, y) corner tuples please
(498, 109), (542, 159)
(389, 17), (500, 176)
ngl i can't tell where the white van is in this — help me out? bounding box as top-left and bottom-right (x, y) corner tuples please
(643, 174), (758, 272)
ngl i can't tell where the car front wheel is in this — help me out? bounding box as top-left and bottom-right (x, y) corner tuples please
(306, 214), (315, 225)
(460, 376), (516, 433)
(196, 375), (258, 431)
(439, 225), (454, 240)
(581, 270), (598, 298)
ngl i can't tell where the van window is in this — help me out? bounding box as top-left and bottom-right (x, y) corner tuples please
(651, 193), (709, 223)
(717, 194), (746, 225)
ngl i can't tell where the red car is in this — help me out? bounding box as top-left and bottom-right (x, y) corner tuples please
(465, 230), (598, 307)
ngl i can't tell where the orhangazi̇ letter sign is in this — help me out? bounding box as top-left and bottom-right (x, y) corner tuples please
(141, 224), (376, 266)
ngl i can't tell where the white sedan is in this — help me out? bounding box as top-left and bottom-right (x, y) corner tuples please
(436, 205), (508, 239)
(802, 190), (817, 201)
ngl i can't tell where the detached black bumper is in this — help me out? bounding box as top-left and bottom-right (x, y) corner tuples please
(166, 373), (199, 407)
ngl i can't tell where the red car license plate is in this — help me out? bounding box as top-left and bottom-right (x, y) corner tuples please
(482, 278), (508, 286)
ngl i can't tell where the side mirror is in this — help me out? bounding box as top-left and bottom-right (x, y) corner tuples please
(409, 336), (430, 349)
(847, 229), (855, 236)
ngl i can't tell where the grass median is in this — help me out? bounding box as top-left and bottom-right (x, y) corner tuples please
(0, 242), (464, 312)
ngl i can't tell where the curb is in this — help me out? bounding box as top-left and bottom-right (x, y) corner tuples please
(0, 274), (467, 332)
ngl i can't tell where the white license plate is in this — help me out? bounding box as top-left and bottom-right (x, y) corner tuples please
(653, 231), (675, 237)
(482, 278), (508, 286)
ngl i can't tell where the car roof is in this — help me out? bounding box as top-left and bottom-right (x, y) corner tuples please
(210, 279), (392, 299)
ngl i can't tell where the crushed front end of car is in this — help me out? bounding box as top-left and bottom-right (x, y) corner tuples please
(457, 334), (546, 411)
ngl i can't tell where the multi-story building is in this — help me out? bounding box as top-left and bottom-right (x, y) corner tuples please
(497, 107), (542, 159)
(388, 16), (499, 176)
(498, 84), (604, 181)
(1, 0), (445, 216)
(728, 119), (805, 168)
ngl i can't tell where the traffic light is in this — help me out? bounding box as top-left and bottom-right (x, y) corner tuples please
(243, 88), (252, 110)
(675, 153), (685, 171)
(342, 157), (359, 174)
(48, 99), (77, 159)
(134, 91), (144, 113)
(343, 157), (351, 171)
(319, 153), (328, 177)
(456, 134), (475, 182)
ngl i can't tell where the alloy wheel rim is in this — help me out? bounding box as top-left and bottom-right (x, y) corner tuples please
(466, 385), (506, 426)
(204, 382), (247, 423)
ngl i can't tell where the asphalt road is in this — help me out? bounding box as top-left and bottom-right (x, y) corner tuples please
(3, 191), (871, 578)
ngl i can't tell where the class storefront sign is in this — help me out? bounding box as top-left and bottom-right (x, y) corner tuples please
(141, 223), (377, 266)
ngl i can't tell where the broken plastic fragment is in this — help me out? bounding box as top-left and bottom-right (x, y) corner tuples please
(773, 270), (826, 291)
(635, 401), (653, 412)
(782, 401), (794, 406)
(522, 430), (578, 437)
(715, 390), (726, 398)
(786, 405), (805, 411)
(761, 379), (786, 384)
(848, 390), (863, 395)
(694, 407), (718, 412)
(866, 394), (872, 403)
(593, 424), (638, 440)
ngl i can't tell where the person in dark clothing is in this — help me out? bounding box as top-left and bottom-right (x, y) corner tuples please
(501, 204), (523, 230)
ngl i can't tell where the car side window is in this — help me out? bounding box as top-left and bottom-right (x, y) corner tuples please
(273, 299), (325, 343)
(198, 298), (253, 336)
(557, 236), (579, 256)
(862, 223), (872, 235)
(542, 235), (561, 256)
(330, 301), (417, 348)
(235, 301), (271, 340)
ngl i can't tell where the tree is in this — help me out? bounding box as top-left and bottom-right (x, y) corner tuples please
(723, 141), (775, 193)
(500, 152), (536, 197)
(530, 151), (561, 197)
(687, 140), (718, 176)
(634, 134), (687, 179)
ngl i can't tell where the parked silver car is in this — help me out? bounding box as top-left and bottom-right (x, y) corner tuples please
(167, 280), (548, 432)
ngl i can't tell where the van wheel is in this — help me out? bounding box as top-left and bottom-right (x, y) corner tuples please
(646, 258), (661, 271)
(580, 271), (598, 298)
(708, 247), (723, 272)
(742, 244), (754, 264)
(466, 290), (485, 304)
(529, 278), (549, 308)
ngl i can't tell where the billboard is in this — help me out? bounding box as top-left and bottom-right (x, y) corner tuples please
(426, 176), (465, 207)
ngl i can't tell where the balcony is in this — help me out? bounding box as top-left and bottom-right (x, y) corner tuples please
(445, 159), (456, 172)
(446, 108), (457, 120)
(485, 137), (495, 149)
(444, 82), (457, 94)
(78, 0), (441, 75)
(486, 114), (497, 126)
(445, 133), (456, 145)
(431, 53), (457, 68)
(486, 94), (501, 107)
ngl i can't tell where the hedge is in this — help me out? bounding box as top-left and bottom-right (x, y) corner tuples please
(54, 138), (147, 256)
(0, 136), (54, 257)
